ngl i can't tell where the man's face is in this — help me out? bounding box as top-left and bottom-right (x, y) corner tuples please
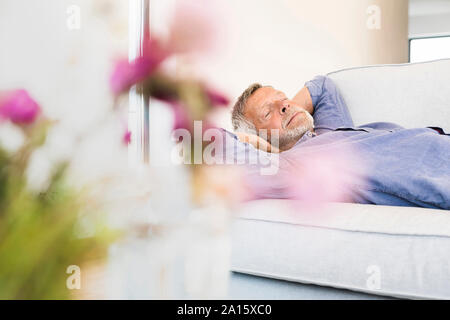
(244, 86), (314, 148)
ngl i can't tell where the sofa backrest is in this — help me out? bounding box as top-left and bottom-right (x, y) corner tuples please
(327, 59), (450, 131)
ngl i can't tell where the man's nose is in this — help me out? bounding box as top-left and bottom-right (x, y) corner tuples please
(279, 101), (290, 114)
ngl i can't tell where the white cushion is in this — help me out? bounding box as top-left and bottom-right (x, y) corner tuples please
(327, 59), (450, 131)
(231, 200), (450, 299)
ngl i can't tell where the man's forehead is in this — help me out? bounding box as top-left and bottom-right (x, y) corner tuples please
(247, 86), (282, 110)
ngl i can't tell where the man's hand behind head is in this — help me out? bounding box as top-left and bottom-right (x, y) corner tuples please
(236, 132), (280, 153)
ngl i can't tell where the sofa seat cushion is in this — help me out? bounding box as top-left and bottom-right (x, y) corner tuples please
(230, 200), (450, 299)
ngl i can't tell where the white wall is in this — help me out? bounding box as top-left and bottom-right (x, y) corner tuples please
(409, 14), (450, 37)
(409, 0), (450, 37)
(170, 0), (409, 130)
(0, 0), (410, 135)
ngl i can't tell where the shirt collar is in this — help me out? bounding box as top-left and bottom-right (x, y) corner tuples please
(293, 130), (316, 147)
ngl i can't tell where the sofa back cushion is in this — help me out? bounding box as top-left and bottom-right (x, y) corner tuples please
(327, 59), (450, 131)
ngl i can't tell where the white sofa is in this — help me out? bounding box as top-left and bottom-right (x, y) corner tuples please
(230, 59), (450, 299)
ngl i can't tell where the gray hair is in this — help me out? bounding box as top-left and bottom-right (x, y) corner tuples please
(231, 83), (263, 134)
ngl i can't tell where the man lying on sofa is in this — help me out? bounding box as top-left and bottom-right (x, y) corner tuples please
(228, 75), (450, 210)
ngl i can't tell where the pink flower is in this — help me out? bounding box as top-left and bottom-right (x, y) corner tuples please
(167, 100), (219, 133)
(206, 87), (229, 107)
(0, 89), (41, 125)
(110, 38), (169, 95)
(123, 129), (132, 145)
(282, 147), (367, 211)
(169, 100), (191, 131)
(110, 57), (153, 95)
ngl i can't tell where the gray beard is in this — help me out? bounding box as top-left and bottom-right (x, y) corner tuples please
(278, 111), (314, 148)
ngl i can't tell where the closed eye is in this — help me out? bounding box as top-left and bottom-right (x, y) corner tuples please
(265, 111), (271, 118)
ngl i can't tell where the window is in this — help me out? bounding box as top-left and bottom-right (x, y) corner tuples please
(409, 36), (450, 63)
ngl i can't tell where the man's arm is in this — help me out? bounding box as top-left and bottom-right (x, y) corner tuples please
(296, 76), (354, 129)
(292, 86), (314, 115)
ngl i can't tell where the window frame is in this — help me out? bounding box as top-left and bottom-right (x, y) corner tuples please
(128, 0), (150, 164)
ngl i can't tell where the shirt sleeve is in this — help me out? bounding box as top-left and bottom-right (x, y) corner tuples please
(304, 75), (354, 130)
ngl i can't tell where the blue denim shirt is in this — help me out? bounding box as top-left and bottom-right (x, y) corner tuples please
(223, 76), (450, 209)
(286, 75), (450, 209)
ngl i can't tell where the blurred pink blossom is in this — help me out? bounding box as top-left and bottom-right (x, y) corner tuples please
(0, 89), (41, 125)
(201, 120), (217, 133)
(110, 38), (169, 95)
(123, 129), (132, 145)
(206, 87), (229, 107)
(168, 1), (219, 55)
(282, 147), (366, 211)
(168, 100), (219, 133)
(169, 100), (191, 131)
